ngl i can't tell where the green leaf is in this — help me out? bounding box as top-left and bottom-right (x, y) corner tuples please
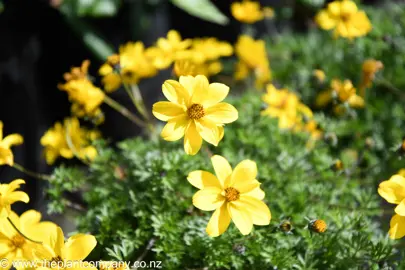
(171, 0), (229, 25)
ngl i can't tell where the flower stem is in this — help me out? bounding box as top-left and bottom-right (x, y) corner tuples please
(7, 217), (43, 244)
(103, 95), (146, 127)
(12, 162), (52, 181)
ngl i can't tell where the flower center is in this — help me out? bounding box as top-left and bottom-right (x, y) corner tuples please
(11, 235), (25, 248)
(224, 187), (240, 202)
(187, 104), (205, 120)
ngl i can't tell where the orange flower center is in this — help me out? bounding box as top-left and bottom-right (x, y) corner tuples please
(224, 187), (240, 202)
(310, 219), (327, 233)
(187, 104), (205, 120)
(11, 235), (25, 248)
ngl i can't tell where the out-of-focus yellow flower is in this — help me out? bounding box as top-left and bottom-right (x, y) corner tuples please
(313, 69), (326, 83)
(150, 30), (192, 69)
(187, 155), (271, 236)
(59, 61), (105, 123)
(315, 0), (372, 39)
(152, 75), (238, 155)
(0, 210), (57, 265)
(99, 42), (158, 92)
(40, 117), (99, 165)
(263, 7), (275, 19)
(398, 169), (405, 177)
(309, 219), (327, 233)
(261, 84), (299, 129)
(234, 35), (271, 88)
(316, 79), (364, 109)
(34, 226), (97, 270)
(359, 59), (383, 96)
(0, 179), (29, 218)
(173, 60), (223, 78)
(0, 121), (23, 166)
(378, 174), (405, 239)
(231, 0), (264, 24)
(191, 38), (233, 62)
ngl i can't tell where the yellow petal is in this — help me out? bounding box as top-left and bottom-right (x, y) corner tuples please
(206, 203), (231, 237)
(152, 102), (185, 121)
(1, 134), (23, 148)
(184, 121), (202, 155)
(243, 183), (265, 200)
(0, 211), (19, 238)
(378, 176), (405, 204)
(190, 75), (210, 105)
(0, 147), (14, 166)
(19, 210), (41, 228)
(228, 203), (253, 235)
(162, 80), (190, 105)
(99, 63), (113, 76)
(395, 199), (405, 216)
(238, 196), (271, 225)
(161, 115), (188, 141)
(187, 170), (222, 190)
(340, 0), (358, 15)
(315, 10), (337, 30)
(0, 121), (3, 140)
(389, 214), (405, 239)
(203, 83), (230, 107)
(230, 160), (258, 191)
(5, 191), (30, 204)
(65, 234), (97, 261)
(192, 187), (224, 211)
(204, 103), (238, 124)
(53, 226), (66, 258)
(196, 118), (221, 146)
(4, 179), (26, 193)
(179, 75), (195, 96)
(217, 125), (224, 142)
(211, 155), (232, 186)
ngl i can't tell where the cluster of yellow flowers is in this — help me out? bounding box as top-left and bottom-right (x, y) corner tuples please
(231, 0), (274, 24)
(0, 179), (97, 270)
(315, 0), (372, 39)
(378, 169), (405, 239)
(315, 59), (383, 115)
(99, 30), (233, 93)
(40, 117), (99, 165)
(261, 84), (322, 142)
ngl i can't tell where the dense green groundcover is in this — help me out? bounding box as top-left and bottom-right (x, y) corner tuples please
(46, 2), (405, 269)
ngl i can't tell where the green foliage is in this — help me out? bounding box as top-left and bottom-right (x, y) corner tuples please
(170, 0), (229, 25)
(47, 2), (405, 269)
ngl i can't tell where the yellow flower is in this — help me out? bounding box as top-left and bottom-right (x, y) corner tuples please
(234, 35), (271, 88)
(315, 0), (372, 39)
(0, 179), (29, 218)
(316, 79), (364, 109)
(187, 155), (271, 236)
(152, 75), (238, 155)
(40, 118), (99, 165)
(359, 59), (383, 95)
(191, 38), (233, 62)
(0, 210), (57, 264)
(261, 84), (299, 129)
(34, 226), (97, 270)
(313, 69), (326, 83)
(378, 174), (405, 239)
(100, 42), (158, 92)
(62, 60), (90, 81)
(0, 121), (23, 166)
(398, 169), (405, 177)
(231, 0), (264, 24)
(173, 60), (223, 78)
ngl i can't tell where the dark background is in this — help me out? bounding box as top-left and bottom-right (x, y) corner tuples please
(0, 0), (378, 211)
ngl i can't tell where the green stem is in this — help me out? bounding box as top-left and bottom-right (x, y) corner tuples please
(7, 217), (42, 244)
(376, 78), (405, 100)
(12, 163), (52, 181)
(103, 95), (146, 127)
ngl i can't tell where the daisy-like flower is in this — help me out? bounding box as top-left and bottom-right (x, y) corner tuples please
(34, 226), (97, 270)
(152, 75), (238, 155)
(231, 0), (264, 24)
(315, 0), (372, 39)
(0, 210), (57, 265)
(187, 155), (271, 236)
(0, 179), (29, 218)
(378, 174), (405, 239)
(0, 121), (23, 166)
